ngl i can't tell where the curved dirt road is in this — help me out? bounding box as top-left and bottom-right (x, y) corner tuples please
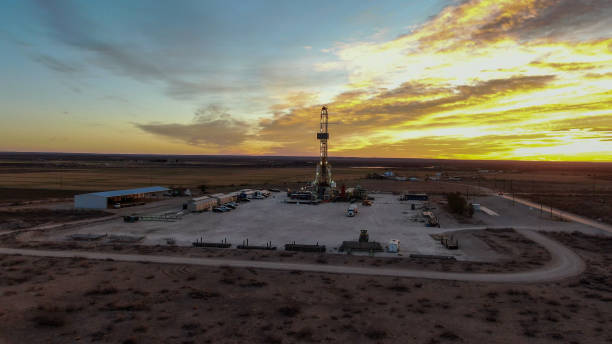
(0, 229), (584, 283)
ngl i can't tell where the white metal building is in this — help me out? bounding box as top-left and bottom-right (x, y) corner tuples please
(74, 186), (169, 209)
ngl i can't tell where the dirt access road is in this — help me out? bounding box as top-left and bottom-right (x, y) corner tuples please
(0, 228), (584, 283)
(499, 194), (612, 234)
(445, 179), (612, 234)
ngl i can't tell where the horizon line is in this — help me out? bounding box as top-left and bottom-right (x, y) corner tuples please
(1, 150), (611, 164)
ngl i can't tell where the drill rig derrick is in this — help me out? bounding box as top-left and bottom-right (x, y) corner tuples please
(313, 106), (334, 199)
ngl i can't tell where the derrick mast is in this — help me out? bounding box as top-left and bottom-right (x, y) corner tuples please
(314, 106), (334, 199)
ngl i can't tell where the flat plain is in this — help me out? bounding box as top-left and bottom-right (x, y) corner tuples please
(1, 153), (611, 343)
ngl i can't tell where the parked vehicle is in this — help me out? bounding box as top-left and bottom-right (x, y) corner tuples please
(346, 204), (358, 216)
(123, 215), (139, 223)
(423, 211), (439, 227)
(387, 239), (400, 253)
(225, 203), (237, 209)
(358, 230), (369, 242)
(213, 207), (228, 213)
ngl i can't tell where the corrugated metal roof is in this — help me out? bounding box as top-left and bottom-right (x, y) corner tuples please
(84, 186), (170, 198)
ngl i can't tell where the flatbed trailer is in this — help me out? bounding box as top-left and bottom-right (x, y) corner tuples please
(69, 233), (107, 241)
(237, 245), (277, 250)
(409, 254), (456, 260)
(339, 241), (383, 252)
(284, 243), (326, 252)
(192, 237), (231, 248)
(108, 235), (144, 243)
(237, 240), (276, 250)
(139, 215), (181, 222)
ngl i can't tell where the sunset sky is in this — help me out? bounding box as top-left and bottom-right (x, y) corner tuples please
(1, 0), (611, 161)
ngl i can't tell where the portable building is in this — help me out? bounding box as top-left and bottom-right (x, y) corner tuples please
(211, 193), (235, 204)
(188, 196), (218, 212)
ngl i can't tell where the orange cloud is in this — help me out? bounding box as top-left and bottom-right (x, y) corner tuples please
(134, 0), (612, 161)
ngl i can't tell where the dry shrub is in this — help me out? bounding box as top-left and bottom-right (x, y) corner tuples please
(32, 315), (64, 327)
(101, 301), (150, 312)
(220, 278), (235, 284)
(84, 286), (118, 296)
(439, 331), (461, 341)
(239, 279), (268, 288)
(1, 259), (25, 267)
(292, 328), (314, 340)
(31, 308), (65, 328)
(188, 290), (220, 299)
(388, 284), (410, 293)
(263, 335), (282, 344)
(133, 325), (147, 333)
(364, 329), (387, 340)
(278, 305), (300, 317)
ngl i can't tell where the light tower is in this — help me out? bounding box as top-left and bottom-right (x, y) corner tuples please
(314, 106), (334, 199)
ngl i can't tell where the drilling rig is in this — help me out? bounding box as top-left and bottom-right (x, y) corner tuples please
(313, 106), (335, 199)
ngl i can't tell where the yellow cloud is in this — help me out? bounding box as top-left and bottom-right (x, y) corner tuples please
(115, 0), (610, 161)
(252, 0), (612, 161)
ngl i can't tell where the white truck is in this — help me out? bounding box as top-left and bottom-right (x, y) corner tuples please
(346, 204), (359, 217)
(387, 239), (400, 253)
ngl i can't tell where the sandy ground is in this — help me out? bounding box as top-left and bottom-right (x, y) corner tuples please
(0, 209), (111, 231)
(30, 193), (609, 262)
(1, 157), (610, 343)
(0, 231), (610, 344)
(2, 228), (551, 274)
(40, 194), (469, 257)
